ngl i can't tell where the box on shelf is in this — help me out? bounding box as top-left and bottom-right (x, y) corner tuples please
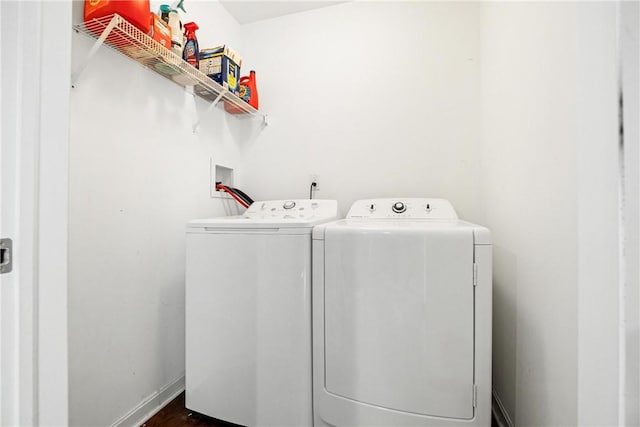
(199, 45), (243, 94)
(149, 13), (171, 49)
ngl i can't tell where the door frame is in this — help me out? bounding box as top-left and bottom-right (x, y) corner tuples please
(1, 1), (70, 425)
(620, 1), (640, 424)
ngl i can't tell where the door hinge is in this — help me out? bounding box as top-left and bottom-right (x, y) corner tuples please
(0, 238), (13, 274)
(473, 263), (478, 287)
(473, 384), (478, 407)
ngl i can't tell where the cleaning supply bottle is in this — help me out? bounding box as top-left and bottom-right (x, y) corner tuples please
(159, 4), (171, 23)
(226, 70), (259, 114)
(182, 22), (199, 69)
(167, 8), (183, 57)
(240, 70), (259, 110)
(157, 5), (180, 56)
(84, 0), (150, 33)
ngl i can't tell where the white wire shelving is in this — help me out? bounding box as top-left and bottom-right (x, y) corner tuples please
(73, 14), (267, 129)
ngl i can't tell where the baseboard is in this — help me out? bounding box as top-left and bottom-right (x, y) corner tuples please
(109, 374), (185, 427)
(492, 390), (514, 427)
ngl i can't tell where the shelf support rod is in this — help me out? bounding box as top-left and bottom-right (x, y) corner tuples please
(193, 89), (227, 133)
(71, 15), (120, 87)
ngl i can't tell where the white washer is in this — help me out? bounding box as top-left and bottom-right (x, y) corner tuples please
(186, 199), (338, 427)
(312, 198), (492, 426)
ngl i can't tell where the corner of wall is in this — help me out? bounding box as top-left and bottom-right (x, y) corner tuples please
(109, 376), (185, 427)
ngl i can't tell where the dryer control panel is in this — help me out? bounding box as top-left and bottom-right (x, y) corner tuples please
(346, 198), (458, 220)
(243, 199), (338, 221)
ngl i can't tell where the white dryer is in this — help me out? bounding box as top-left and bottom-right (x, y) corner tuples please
(312, 198), (491, 426)
(185, 199), (337, 427)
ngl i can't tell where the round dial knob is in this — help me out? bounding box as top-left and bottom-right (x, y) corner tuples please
(283, 201), (296, 210)
(392, 201), (406, 213)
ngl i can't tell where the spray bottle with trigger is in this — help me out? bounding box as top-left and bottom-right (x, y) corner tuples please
(182, 21), (200, 69)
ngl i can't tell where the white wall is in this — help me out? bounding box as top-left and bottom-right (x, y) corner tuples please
(237, 1), (482, 219)
(480, 2), (619, 426)
(68, 2), (250, 426)
(480, 3), (577, 424)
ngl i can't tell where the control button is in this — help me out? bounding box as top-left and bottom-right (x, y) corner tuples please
(425, 203), (432, 213)
(392, 202), (406, 213)
(261, 202), (266, 210)
(368, 203), (376, 212)
(283, 201), (296, 210)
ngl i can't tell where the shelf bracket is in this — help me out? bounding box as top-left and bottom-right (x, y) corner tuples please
(193, 89), (227, 133)
(71, 15), (120, 87)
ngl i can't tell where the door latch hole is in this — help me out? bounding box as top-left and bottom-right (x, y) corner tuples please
(0, 238), (13, 274)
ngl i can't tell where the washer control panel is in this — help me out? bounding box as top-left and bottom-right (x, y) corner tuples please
(244, 199), (337, 220)
(347, 198), (458, 220)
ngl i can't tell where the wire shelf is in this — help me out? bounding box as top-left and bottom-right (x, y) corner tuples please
(74, 14), (262, 119)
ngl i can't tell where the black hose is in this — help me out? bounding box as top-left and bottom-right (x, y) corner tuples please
(309, 182), (317, 199)
(214, 182), (254, 207)
(229, 187), (254, 205)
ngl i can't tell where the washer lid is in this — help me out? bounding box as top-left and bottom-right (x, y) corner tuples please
(187, 199), (338, 230)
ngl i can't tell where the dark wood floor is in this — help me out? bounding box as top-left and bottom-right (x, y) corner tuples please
(143, 391), (499, 427)
(141, 392), (241, 427)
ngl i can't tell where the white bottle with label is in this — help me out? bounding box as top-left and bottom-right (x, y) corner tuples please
(167, 9), (182, 57)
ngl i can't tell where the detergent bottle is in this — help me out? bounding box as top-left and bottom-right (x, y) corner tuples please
(182, 22), (199, 69)
(84, 0), (150, 33)
(239, 70), (259, 110)
(226, 70), (259, 114)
